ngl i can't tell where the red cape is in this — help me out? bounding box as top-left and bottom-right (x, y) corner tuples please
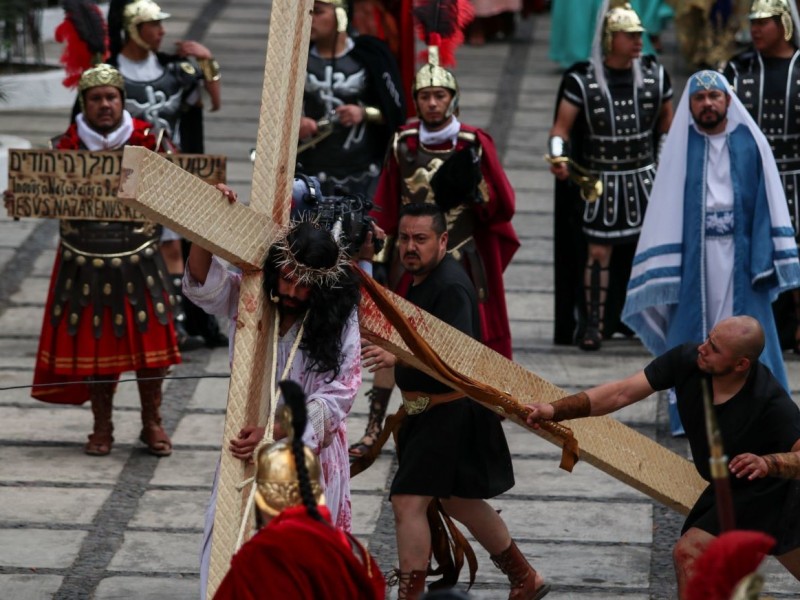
(372, 122), (519, 358)
(215, 506), (385, 600)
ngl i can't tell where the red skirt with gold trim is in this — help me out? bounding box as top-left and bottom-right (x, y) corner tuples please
(32, 252), (181, 405)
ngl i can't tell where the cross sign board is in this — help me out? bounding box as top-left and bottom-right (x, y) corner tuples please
(117, 0), (705, 595)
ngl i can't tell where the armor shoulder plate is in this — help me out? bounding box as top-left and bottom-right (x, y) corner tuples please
(457, 131), (477, 144)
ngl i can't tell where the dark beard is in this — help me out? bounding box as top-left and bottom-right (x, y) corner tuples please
(278, 295), (309, 315)
(693, 109), (726, 132)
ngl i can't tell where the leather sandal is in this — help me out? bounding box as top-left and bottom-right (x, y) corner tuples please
(140, 425), (172, 457)
(578, 327), (602, 351)
(84, 432), (114, 456)
(348, 386), (392, 459)
(348, 429), (379, 459)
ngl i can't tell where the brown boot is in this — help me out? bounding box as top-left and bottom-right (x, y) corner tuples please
(348, 386), (392, 458)
(137, 367), (172, 457)
(490, 540), (551, 600)
(388, 568), (427, 600)
(85, 376), (117, 456)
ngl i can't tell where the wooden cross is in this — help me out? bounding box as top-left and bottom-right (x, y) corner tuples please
(117, 1), (706, 596)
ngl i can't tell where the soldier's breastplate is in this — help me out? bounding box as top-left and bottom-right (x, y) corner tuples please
(755, 58), (800, 173)
(54, 220), (174, 338)
(396, 136), (477, 248)
(744, 54), (800, 237)
(123, 64), (188, 138)
(302, 53), (373, 171)
(578, 67), (660, 171)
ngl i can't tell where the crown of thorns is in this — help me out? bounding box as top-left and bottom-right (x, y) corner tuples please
(271, 220), (350, 288)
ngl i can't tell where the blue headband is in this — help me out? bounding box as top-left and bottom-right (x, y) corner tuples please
(689, 70), (727, 95)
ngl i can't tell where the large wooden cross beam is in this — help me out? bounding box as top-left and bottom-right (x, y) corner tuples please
(116, 2), (704, 595)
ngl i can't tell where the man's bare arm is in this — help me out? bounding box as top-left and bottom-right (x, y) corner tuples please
(526, 371), (655, 425)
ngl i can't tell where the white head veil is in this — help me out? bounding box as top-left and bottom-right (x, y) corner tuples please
(623, 70), (798, 352)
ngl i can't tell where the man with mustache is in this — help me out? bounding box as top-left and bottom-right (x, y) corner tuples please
(724, 0), (800, 355)
(525, 315), (800, 598)
(25, 64), (181, 457)
(622, 70), (800, 396)
(362, 203), (549, 599)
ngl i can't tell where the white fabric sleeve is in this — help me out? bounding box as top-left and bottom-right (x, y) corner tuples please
(182, 256), (241, 320)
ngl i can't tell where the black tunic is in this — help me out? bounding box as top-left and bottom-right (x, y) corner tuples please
(390, 255), (514, 499)
(644, 343), (800, 553)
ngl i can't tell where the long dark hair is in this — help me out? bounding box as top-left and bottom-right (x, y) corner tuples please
(279, 380), (324, 521)
(263, 222), (360, 380)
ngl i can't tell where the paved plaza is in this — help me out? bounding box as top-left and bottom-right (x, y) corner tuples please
(0, 1), (798, 598)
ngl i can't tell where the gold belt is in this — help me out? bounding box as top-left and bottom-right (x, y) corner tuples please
(401, 390), (463, 415)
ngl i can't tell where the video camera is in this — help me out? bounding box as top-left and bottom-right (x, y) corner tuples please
(291, 174), (383, 257)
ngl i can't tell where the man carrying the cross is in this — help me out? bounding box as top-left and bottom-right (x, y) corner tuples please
(24, 64), (181, 457)
(363, 203), (549, 600)
(526, 315), (800, 598)
(183, 217), (362, 596)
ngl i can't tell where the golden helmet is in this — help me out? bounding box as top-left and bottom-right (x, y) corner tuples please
(603, 2), (645, 54)
(412, 47), (460, 119)
(78, 64), (126, 111)
(315, 0), (349, 33)
(749, 0), (794, 41)
(123, 0), (171, 50)
(253, 406), (325, 517)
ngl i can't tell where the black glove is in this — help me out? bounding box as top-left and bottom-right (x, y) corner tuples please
(430, 146), (483, 211)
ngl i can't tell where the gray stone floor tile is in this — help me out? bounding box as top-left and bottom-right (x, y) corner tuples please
(489, 499), (652, 544)
(350, 454), (393, 492)
(453, 541), (650, 589)
(0, 446), (127, 484)
(130, 490), (208, 531)
(151, 450), (218, 488)
(170, 413), (225, 448)
(94, 575), (198, 600)
(0, 405), (141, 445)
(0, 486), (110, 525)
(187, 375), (230, 411)
(0, 529), (87, 568)
(0, 248), (17, 275)
(0, 574), (63, 600)
(350, 493), (383, 538)
(504, 458), (649, 501)
(108, 532), (201, 573)
(8, 276), (48, 305)
(0, 306), (45, 336)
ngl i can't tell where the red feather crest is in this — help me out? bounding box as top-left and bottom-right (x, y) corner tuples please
(413, 0), (474, 67)
(55, 1), (109, 88)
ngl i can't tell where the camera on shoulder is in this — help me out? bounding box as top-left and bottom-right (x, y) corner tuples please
(291, 174), (383, 257)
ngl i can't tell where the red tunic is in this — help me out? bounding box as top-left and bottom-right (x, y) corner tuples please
(214, 506), (385, 600)
(372, 122), (519, 358)
(32, 118), (181, 405)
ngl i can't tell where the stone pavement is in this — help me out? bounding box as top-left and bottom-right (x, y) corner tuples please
(0, 1), (799, 599)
